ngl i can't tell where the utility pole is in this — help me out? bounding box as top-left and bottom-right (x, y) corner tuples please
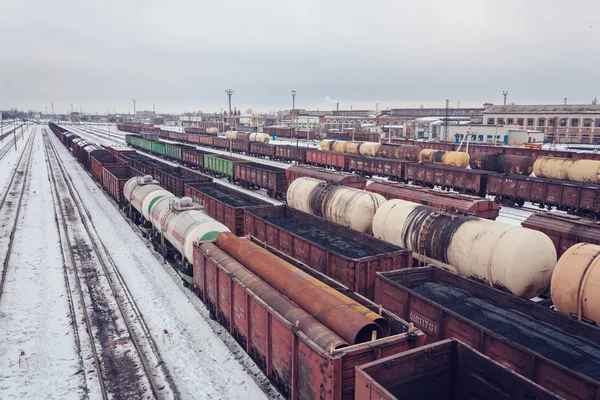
(45, 106), (48, 116)
(444, 99), (449, 141)
(564, 97), (568, 105)
(51, 102), (54, 120)
(70, 104), (73, 116)
(132, 99), (136, 119)
(502, 91), (508, 105)
(292, 90), (297, 148)
(225, 89), (234, 129)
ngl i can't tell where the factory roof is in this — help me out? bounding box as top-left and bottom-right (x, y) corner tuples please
(485, 104), (600, 114)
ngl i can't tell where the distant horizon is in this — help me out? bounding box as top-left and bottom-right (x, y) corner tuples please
(4, 97), (600, 116)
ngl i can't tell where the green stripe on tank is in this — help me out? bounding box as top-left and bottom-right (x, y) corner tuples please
(147, 195), (164, 216)
(199, 231), (223, 242)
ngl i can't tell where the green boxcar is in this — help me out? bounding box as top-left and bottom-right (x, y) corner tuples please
(140, 137), (153, 152)
(152, 141), (166, 157)
(125, 134), (134, 146)
(204, 154), (250, 181)
(165, 143), (182, 161)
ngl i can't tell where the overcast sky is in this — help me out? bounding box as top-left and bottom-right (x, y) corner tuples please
(1, 0), (599, 114)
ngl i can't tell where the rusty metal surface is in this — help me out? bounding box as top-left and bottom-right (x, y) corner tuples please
(355, 339), (561, 400)
(470, 153), (533, 175)
(286, 165), (367, 189)
(215, 233), (390, 344)
(199, 242), (348, 350)
(367, 180), (499, 219)
(522, 212), (600, 257)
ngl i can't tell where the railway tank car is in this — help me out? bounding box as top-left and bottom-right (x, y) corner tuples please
(418, 149), (470, 168)
(551, 243), (600, 326)
(286, 177), (386, 234)
(469, 153), (534, 175)
(534, 156), (600, 183)
(123, 175), (230, 268)
(372, 199), (557, 298)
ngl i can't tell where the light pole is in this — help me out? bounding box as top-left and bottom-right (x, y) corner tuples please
(132, 99), (136, 120)
(225, 89), (234, 129)
(291, 90), (297, 147)
(502, 91), (508, 105)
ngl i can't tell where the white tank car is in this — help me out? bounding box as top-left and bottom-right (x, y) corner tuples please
(124, 175), (230, 264)
(372, 199), (557, 298)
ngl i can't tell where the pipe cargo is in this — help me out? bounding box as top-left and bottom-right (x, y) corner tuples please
(372, 199), (557, 298)
(215, 233), (390, 344)
(551, 243), (600, 325)
(286, 177), (386, 234)
(199, 242), (348, 350)
(418, 149), (470, 168)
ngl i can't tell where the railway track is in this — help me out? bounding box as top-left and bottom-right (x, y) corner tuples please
(0, 130), (35, 299)
(43, 131), (176, 400)
(0, 124), (28, 162)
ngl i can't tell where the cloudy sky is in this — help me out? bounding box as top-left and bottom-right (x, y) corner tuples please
(1, 0), (599, 114)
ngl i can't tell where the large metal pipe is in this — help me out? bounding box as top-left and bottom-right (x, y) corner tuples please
(469, 153), (533, 175)
(199, 242), (348, 350)
(215, 233), (390, 344)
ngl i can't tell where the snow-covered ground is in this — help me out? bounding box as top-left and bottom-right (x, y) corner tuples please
(45, 126), (273, 399)
(0, 126), (85, 399)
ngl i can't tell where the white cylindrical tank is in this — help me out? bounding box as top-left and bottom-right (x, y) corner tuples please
(286, 177), (386, 234)
(149, 196), (230, 264)
(124, 176), (171, 220)
(358, 142), (381, 157)
(225, 130), (237, 139)
(249, 133), (257, 141)
(372, 199), (557, 298)
(206, 127), (219, 134)
(551, 243), (600, 325)
(286, 177), (323, 214)
(320, 139), (335, 151)
(253, 133), (270, 143)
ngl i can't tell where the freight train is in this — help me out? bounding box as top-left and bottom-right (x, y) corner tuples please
(118, 124), (600, 217)
(52, 121), (600, 400)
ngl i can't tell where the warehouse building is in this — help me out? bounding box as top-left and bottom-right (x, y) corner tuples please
(447, 125), (545, 145)
(483, 104), (600, 144)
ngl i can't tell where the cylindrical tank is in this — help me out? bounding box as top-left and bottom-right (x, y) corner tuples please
(469, 153), (533, 176)
(124, 176), (229, 263)
(123, 175), (171, 220)
(395, 145), (422, 161)
(150, 196), (229, 264)
(215, 233), (390, 344)
(378, 144), (400, 159)
(224, 130), (238, 139)
(501, 155), (534, 175)
(567, 159), (600, 184)
(286, 177), (386, 234)
(373, 199), (557, 298)
(345, 141), (364, 154)
(332, 140), (349, 153)
(551, 243), (600, 325)
(358, 142), (381, 157)
(253, 133), (270, 143)
(419, 149), (469, 168)
(320, 139), (335, 151)
(249, 132), (258, 141)
(533, 156), (574, 180)
(286, 177), (323, 214)
(206, 127), (219, 134)
(200, 242), (348, 350)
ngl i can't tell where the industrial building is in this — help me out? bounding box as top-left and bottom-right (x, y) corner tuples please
(483, 104), (600, 144)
